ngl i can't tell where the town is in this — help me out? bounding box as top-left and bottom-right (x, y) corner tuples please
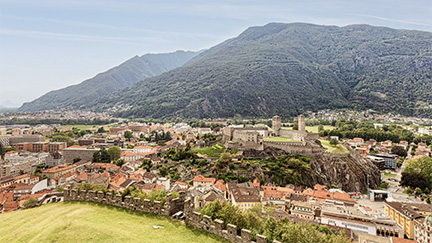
(0, 110), (431, 243)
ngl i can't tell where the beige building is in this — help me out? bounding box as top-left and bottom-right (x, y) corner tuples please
(192, 175), (216, 189)
(385, 201), (432, 240)
(42, 164), (77, 179)
(228, 182), (261, 211)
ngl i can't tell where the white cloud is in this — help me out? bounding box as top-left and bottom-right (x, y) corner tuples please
(354, 14), (432, 28)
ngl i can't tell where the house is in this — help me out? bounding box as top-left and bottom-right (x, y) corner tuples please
(156, 177), (170, 191)
(173, 181), (188, 190)
(197, 190), (225, 208)
(109, 173), (127, 191)
(118, 179), (137, 191)
(228, 182), (261, 211)
(192, 175), (216, 189)
(142, 172), (158, 184)
(13, 174), (31, 184)
(42, 164), (77, 179)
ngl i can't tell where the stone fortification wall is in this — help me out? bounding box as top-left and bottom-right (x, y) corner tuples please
(63, 188), (281, 243)
(263, 141), (322, 154)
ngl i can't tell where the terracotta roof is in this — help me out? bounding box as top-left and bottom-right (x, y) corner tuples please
(76, 173), (88, 180)
(43, 164), (76, 173)
(154, 184), (163, 190)
(213, 179), (226, 191)
(13, 174), (30, 180)
(192, 175), (216, 183)
(174, 181), (188, 186)
(332, 191), (356, 203)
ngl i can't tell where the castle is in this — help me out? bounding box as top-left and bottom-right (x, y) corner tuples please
(222, 115), (323, 155)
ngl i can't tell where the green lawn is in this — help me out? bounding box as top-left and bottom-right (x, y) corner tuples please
(65, 125), (98, 131)
(264, 137), (300, 142)
(0, 202), (225, 243)
(281, 125), (335, 133)
(320, 140), (349, 154)
(383, 172), (396, 178)
(193, 143), (227, 158)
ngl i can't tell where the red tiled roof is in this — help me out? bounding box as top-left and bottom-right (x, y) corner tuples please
(14, 174), (30, 180)
(174, 181), (188, 186)
(192, 175), (216, 183)
(213, 179), (226, 191)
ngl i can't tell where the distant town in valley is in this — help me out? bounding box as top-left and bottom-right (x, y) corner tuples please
(1, 108), (431, 242)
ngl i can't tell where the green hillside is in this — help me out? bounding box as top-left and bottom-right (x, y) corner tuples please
(0, 202), (225, 243)
(92, 23), (432, 119)
(18, 51), (198, 112)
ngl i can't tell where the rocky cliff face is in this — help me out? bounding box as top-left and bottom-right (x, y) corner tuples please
(310, 152), (381, 192)
(243, 146), (381, 192)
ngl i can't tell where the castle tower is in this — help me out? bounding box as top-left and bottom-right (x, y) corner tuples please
(272, 115), (281, 136)
(298, 114), (306, 132)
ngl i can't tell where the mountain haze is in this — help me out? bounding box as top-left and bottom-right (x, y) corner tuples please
(18, 50), (198, 112)
(93, 23), (432, 118)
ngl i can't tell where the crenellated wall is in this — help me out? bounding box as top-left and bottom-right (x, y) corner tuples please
(63, 188), (282, 243)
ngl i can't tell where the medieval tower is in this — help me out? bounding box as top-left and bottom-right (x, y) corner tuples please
(272, 115), (281, 136)
(298, 114), (306, 132)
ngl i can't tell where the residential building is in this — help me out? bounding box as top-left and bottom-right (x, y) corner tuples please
(192, 175), (216, 189)
(415, 214), (432, 243)
(42, 164), (77, 179)
(385, 201), (432, 240)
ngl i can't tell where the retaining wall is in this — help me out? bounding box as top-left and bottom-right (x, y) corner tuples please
(63, 188), (281, 243)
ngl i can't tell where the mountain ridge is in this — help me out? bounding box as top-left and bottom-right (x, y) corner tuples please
(18, 50), (199, 112)
(92, 23), (432, 118)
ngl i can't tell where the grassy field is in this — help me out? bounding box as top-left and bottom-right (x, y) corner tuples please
(65, 125), (98, 131)
(281, 125), (335, 133)
(263, 137), (300, 142)
(65, 123), (117, 131)
(320, 140), (349, 154)
(193, 143), (227, 158)
(0, 202), (226, 243)
(383, 172), (396, 178)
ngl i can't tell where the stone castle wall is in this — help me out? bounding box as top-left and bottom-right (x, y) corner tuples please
(263, 141), (322, 154)
(63, 188), (281, 243)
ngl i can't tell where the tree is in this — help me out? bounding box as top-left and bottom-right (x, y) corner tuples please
(124, 130), (133, 141)
(97, 127), (106, 133)
(92, 147), (111, 163)
(23, 198), (38, 208)
(107, 146), (121, 161)
(403, 157), (432, 189)
(51, 135), (76, 147)
(329, 138), (339, 146)
(292, 123), (299, 130)
(392, 145), (407, 157)
(115, 159), (126, 167)
(139, 159), (153, 171)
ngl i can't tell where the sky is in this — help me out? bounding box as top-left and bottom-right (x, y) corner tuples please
(1, 0), (431, 107)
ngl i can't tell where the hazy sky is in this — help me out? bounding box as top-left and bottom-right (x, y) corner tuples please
(1, 0), (431, 107)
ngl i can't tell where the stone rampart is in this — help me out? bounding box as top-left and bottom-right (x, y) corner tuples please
(63, 188), (281, 243)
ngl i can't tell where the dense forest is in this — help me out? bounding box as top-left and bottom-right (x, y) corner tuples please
(91, 23), (432, 119)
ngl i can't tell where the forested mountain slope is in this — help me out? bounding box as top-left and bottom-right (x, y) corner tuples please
(85, 23), (432, 118)
(18, 51), (198, 112)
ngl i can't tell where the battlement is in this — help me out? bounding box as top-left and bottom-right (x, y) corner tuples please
(63, 187), (281, 243)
